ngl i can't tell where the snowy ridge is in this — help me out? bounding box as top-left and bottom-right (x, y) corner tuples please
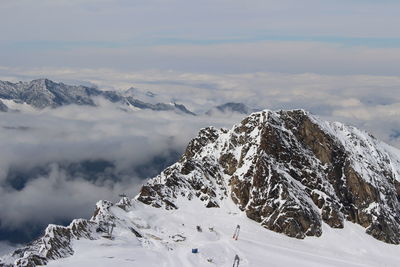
(0, 219), (96, 266)
(0, 79), (195, 115)
(2, 109), (400, 266)
(3, 194), (400, 266)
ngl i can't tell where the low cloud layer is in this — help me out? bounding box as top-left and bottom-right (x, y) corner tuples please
(1, 67), (399, 145)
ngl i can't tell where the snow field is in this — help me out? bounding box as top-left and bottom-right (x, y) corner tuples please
(48, 197), (400, 267)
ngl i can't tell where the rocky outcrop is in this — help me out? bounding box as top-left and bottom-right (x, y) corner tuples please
(0, 198), (128, 267)
(137, 109), (400, 243)
(137, 126), (228, 210)
(0, 219), (96, 267)
(0, 197), (143, 267)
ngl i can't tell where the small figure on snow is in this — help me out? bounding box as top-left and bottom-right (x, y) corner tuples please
(232, 254), (240, 267)
(232, 225), (240, 240)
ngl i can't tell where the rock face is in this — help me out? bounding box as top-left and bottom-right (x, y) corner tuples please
(0, 79), (195, 115)
(138, 109), (400, 243)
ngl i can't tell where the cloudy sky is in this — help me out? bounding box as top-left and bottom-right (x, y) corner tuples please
(1, 0), (400, 74)
(1, 0), (400, 255)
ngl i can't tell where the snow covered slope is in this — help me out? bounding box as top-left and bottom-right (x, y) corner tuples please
(46, 199), (400, 267)
(4, 198), (400, 267)
(2, 109), (400, 266)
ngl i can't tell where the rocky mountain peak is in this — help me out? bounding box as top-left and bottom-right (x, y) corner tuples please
(138, 109), (400, 243)
(29, 78), (50, 86)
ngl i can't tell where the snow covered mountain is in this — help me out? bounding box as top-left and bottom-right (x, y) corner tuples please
(0, 79), (195, 115)
(2, 109), (400, 266)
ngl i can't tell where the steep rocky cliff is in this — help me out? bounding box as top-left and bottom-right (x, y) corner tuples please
(138, 109), (400, 243)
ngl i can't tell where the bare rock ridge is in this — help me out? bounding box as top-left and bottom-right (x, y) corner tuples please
(2, 109), (400, 266)
(138, 109), (400, 243)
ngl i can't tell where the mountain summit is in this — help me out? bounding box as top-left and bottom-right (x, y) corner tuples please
(139, 109), (400, 242)
(2, 109), (400, 266)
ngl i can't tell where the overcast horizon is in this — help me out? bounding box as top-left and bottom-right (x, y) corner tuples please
(1, 0), (400, 75)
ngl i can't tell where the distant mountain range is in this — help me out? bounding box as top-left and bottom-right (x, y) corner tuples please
(0, 79), (259, 117)
(0, 79), (195, 115)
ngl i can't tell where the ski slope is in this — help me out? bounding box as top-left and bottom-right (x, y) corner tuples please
(47, 198), (400, 267)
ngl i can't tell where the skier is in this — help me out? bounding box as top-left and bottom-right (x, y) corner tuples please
(232, 225), (240, 240)
(232, 254), (240, 267)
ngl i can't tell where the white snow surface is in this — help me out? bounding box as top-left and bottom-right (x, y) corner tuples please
(45, 198), (400, 267)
